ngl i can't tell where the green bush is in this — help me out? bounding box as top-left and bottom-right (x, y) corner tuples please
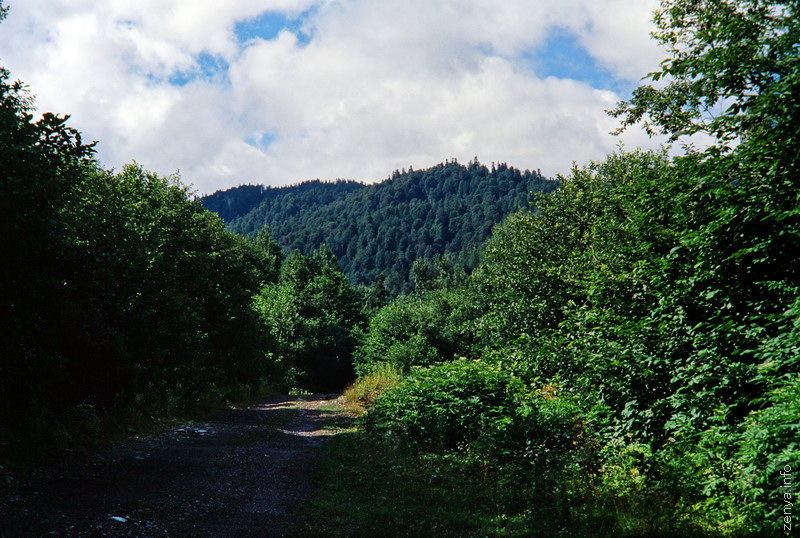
(362, 359), (517, 451)
(671, 375), (800, 535)
(733, 375), (800, 532)
(362, 360), (583, 474)
(254, 247), (366, 392)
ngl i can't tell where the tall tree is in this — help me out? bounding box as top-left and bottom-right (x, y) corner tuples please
(1, 53), (97, 429)
(611, 0), (799, 146)
(255, 248), (365, 392)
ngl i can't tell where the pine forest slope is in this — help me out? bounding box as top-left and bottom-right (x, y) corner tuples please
(202, 179), (365, 224)
(203, 160), (558, 295)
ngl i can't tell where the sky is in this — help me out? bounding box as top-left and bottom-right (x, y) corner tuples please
(0, 0), (670, 195)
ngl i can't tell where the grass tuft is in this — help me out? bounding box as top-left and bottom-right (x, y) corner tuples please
(341, 362), (403, 415)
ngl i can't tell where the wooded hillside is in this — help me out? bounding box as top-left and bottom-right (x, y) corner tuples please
(203, 161), (557, 295)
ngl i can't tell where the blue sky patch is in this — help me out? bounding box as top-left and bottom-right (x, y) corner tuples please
(166, 8), (320, 88)
(169, 52), (230, 86)
(245, 132), (277, 151)
(235, 12), (289, 41)
(234, 8), (316, 46)
(525, 30), (630, 93)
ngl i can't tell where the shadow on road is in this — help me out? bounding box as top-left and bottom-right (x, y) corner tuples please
(0, 394), (355, 537)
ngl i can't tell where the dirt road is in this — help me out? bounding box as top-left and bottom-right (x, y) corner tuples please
(0, 394), (352, 537)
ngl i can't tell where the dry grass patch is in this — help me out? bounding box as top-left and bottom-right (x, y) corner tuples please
(341, 362), (403, 415)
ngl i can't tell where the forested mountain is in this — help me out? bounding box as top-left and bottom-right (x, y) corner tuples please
(202, 180), (365, 224)
(203, 160), (557, 295)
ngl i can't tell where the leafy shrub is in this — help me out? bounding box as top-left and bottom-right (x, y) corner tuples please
(477, 386), (583, 478)
(382, 334), (440, 372)
(359, 357), (605, 533)
(362, 359), (517, 451)
(670, 375), (800, 535)
(362, 360), (584, 474)
(732, 375), (800, 532)
(254, 247), (366, 392)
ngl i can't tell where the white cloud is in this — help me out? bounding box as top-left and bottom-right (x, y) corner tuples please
(0, 0), (667, 194)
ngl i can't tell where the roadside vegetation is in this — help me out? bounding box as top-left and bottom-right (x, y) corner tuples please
(301, 1), (800, 535)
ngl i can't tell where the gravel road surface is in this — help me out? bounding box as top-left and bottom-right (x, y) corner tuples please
(0, 394), (352, 537)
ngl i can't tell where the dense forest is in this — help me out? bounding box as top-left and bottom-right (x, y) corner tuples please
(2, 0), (798, 535)
(202, 162), (557, 295)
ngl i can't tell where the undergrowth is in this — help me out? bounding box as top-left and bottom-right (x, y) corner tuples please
(296, 431), (719, 537)
(297, 361), (774, 536)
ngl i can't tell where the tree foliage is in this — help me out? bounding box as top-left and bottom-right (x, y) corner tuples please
(354, 286), (481, 376)
(611, 0), (800, 145)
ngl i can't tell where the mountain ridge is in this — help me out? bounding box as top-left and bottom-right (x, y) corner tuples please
(202, 159), (558, 295)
